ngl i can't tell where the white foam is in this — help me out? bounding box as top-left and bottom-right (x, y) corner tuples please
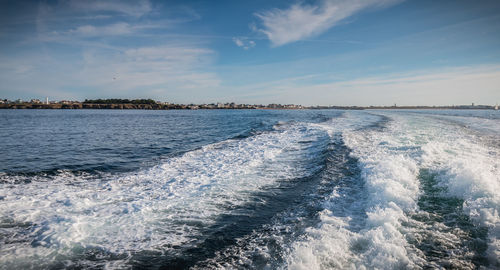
(3, 110), (498, 268)
(406, 110), (500, 134)
(286, 113), (426, 269)
(376, 111), (500, 267)
(205, 111), (498, 269)
(387, 111), (500, 267)
(421, 128), (500, 266)
(189, 111), (386, 269)
(0, 121), (330, 267)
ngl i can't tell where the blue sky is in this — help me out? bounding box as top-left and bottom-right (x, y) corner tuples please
(1, 0), (500, 106)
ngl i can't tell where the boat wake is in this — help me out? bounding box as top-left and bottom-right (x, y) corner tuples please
(1, 110), (499, 269)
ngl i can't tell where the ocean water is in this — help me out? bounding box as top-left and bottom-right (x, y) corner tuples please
(0, 109), (499, 269)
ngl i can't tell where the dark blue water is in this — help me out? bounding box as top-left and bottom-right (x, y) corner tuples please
(0, 109), (498, 269)
(0, 109), (339, 174)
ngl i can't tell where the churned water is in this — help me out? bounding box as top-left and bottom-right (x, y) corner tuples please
(0, 109), (499, 269)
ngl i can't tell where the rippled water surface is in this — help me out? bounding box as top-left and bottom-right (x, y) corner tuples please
(0, 109), (499, 269)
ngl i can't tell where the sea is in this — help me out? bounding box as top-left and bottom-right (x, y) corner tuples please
(0, 109), (499, 269)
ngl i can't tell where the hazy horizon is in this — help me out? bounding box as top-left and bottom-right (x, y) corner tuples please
(1, 97), (497, 108)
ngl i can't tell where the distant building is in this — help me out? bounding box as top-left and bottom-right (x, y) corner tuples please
(30, 99), (41, 104)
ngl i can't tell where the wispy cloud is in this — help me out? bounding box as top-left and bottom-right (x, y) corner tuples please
(67, 0), (152, 17)
(1, 0), (219, 101)
(0, 43), (220, 100)
(69, 22), (133, 36)
(83, 44), (219, 91)
(255, 0), (402, 47)
(92, 45), (220, 92)
(232, 37), (256, 50)
(31, 0), (159, 40)
(236, 65), (500, 105)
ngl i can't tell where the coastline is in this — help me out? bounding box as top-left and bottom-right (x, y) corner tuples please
(0, 103), (496, 110)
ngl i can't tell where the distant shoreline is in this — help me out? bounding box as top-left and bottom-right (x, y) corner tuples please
(0, 103), (300, 110)
(0, 103), (497, 110)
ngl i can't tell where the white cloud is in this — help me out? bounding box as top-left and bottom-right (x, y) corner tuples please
(255, 0), (402, 47)
(0, 43), (221, 101)
(237, 65), (500, 106)
(123, 46), (214, 68)
(232, 37), (256, 50)
(78, 44), (220, 95)
(67, 0), (152, 17)
(70, 22), (132, 36)
(234, 38), (244, 47)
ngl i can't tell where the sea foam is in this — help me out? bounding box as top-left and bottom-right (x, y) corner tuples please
(0, 120), (330, 268)
(286, 112), (425, 269)
(285, 111), (500, 269)
(421, 124), (500, 267)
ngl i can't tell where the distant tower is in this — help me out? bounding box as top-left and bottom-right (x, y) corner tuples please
(472, 102), (474, 107)
(46, 97), (49, 104)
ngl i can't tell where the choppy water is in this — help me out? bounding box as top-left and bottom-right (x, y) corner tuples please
(0, 109), (499, 269)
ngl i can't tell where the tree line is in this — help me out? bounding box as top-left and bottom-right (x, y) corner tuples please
(83, 99), (157, 104)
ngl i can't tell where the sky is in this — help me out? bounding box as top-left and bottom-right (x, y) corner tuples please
(1, 0), (500, 106)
